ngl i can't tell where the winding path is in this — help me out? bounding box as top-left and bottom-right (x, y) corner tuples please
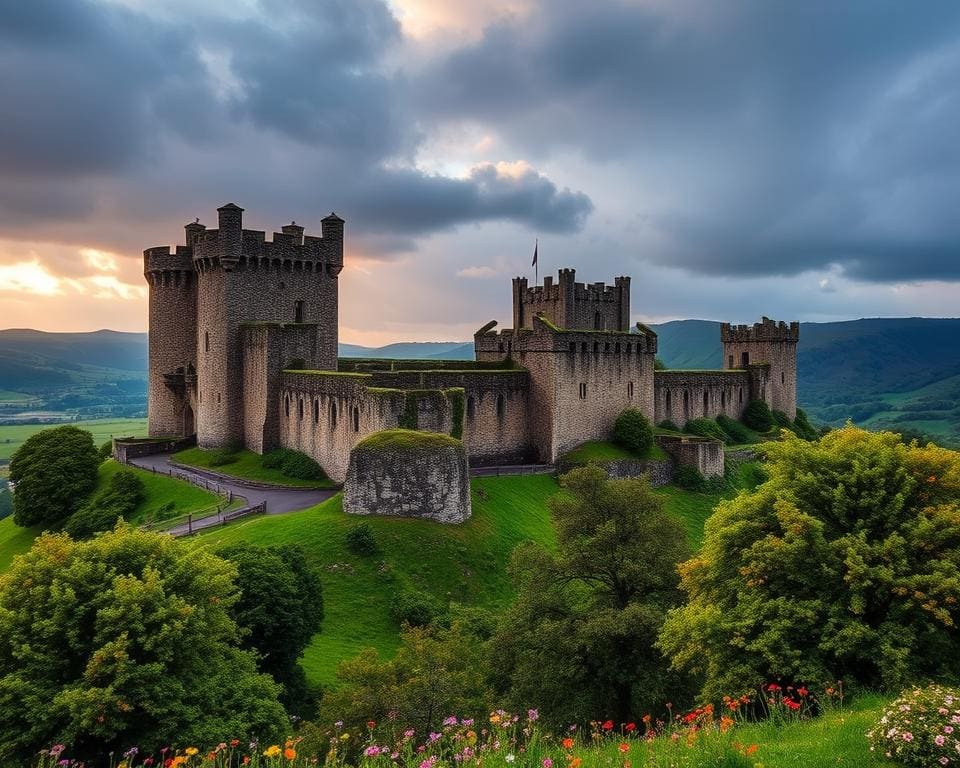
(128, 452), (338, 535)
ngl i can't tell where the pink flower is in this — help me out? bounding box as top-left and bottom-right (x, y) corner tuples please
(902, 732), (914, 742)
(542, 759), (553, 768)
(937, 736), (947, 747)
(365, 745), (382, 757)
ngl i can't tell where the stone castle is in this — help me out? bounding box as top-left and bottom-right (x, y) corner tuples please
(144, 205), (798, 484)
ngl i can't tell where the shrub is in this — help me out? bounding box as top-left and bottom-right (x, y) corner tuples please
(0, 525), (286, 759)
(97, 439), (113, 463)
(280, 450), (326, 480)
(673, 464), (709, 492)
(261, 448), (291, 469)
(742, 399), (773, 432)
(772, 409), (793, 429)
(9, 425), (99, 527)
(867, 684), (960, 767)
(684, 417), (730, 443)
(391, 589), (442, 628)
(345, 522), (380, 555)
(660, 426), (960, 700)
(658, 419), (680, 432)
(792, 408), (818, 441)
(64, 469), (145, 539)
(613, 408), (654, 455)
(208, 447), (238, 467)
(716, 414), (753, 444)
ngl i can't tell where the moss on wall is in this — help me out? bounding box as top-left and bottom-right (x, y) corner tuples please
(444, 387), (465, 439)
(354, 428), (462, 453)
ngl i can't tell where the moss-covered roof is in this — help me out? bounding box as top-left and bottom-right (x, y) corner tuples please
(355, 429), (463, 452)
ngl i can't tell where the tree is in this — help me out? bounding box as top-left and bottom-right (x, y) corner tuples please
(659, 426), (960, 700)
(0, 525), (286, 761)
(613, 408), (654, 455)
(218, 543), (323, 717)
(489, 466), (692, 727)
(742, 399), (773, 432)
(9, 425), (99, 527)
(64, 469), (145, 539)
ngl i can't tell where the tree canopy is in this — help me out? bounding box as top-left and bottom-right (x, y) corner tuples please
(9, 425), (99, 527)
(0, 525), (286, 761)
(659, 426), (960, 700)
(489, 465), (692, 727)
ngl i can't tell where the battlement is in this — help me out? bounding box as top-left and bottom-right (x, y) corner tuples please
(474, 315), (656, 356)
(512, 268), (631, 332)
(720, 316), (800, 343)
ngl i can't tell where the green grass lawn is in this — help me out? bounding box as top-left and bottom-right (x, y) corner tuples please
(0, 417), (147, 461)
(562, 440), (668, 465)
(193, 474), (560, 687)
(0, 517), (42, 572)
(173, 447), (338, 488)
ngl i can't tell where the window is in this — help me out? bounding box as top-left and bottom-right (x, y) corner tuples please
(615, 342), (620, 354)
(728, 355), (734, 369)
(353, 406), (360, 432)
(285, 395), (290, 417)
(581, 342), (588, 353)
(628, 381), (634, 398)
(217, 392), (221, 404)
(205, 331), (210, 352)
(604, 342), (611, 353)
(781, 371), (785, 384)
(294, 300), (304, 323)
(298, 398), (304, 420)
(496, 394), (506, 417)
(739, 387), (743, 404)
(721, 391), (726, 409)
(665, 390), (671, 415)
(703, 391), (709, 415)
(683, 390), (689, 414)
(625, 343), (632, 355)
(314, 398), (319, 424)
(593, 341), (599, 354)
(330, 400), (338, 429)
(466, 396), (476, 420)
(569, 342), (576, 353)
(594, 312), (604, 330)
(578, 383), (587, 400)
(741, 351), (749, 367)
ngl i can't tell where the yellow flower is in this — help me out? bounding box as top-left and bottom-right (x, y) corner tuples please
(264, 745), (282, 758)
(186, 747), (199, 757)
(340, 734), (351, 742)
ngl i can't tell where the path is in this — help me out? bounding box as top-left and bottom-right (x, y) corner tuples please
(129, 452), (338, 535)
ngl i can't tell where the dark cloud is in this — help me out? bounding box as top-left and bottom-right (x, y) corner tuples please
(416, 0), (960, 283)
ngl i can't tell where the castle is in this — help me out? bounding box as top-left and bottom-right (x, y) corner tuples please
(144, 205), (798, 482)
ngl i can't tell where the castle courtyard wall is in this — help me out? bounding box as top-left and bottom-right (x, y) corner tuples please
(653, 370), (752, 425)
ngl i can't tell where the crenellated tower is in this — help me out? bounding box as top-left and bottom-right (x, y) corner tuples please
(512, 268), (630, 332)
(721, 317), (799, 417)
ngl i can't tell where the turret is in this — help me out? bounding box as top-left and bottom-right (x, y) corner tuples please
(217, 203), (243, 270)
(721, 317), (799, 417)
(322, 212), (344, 266)
(282, 221), (305, 246)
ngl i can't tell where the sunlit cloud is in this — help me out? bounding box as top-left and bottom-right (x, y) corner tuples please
(0, 260), (63, 296)
(457, 265), (500, 278)
(80, 248), (121, 273)
(87, 275), (147, 301)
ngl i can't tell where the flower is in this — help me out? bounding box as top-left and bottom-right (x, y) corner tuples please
(443, 716), (458, 727)
(543, 759), (553, 768)
(185, 748), (199, 757)
(528, 709), (539, 722)
(618, 743), (629, 754)
(505, 755), (515, 764)
(562, 738), (574, 750)
(625, 723), (636, 732)
(902, 732), (914, 742)
(264, 745), (282, 758)
(937, 735), (947, 746)
(364, 746), (381, 757)
(602, 720), (614, 731)
(767, 683), (781, 692)
(368, 721), (377, 730)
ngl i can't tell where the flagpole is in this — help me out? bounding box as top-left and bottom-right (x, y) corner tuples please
(534, 238), (539, 285)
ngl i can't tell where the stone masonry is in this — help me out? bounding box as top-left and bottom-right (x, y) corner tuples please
(145, 207), (798, 485)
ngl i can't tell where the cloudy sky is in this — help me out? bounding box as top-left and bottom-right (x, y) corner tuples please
(1, 0), (959, 345)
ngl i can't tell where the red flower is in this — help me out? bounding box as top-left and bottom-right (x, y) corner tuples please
(797, 687), (809, 697)
(766, 683), (781, 692)
(367, 721), (377, 729)
(625, 723), (636, 732)
(784, 698), (801, 711)
(602, 720), (614, 731)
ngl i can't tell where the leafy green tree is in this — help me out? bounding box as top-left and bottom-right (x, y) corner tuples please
(9, 425), (99, 527)
(490, 466), (692, 727)
(64, 469), (145, 539)
(659, 426), (960, 700)
(792, 408), (818, 441)
(742, 399), (773, 432)
(311, 622), (491, 740)
(97, 440), (113, 463)
(613, 408), (654, 455)
(218, 543), (323, 717)
(0, 525), (286, 761)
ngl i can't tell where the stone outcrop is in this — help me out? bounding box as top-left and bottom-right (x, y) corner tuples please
(343, 430), (471, 524)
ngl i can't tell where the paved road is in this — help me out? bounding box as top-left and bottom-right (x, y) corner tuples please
(129, 452), (338, 523)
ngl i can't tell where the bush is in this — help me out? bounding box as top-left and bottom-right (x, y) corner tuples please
(772, 409), (793, 429)
(261, 448), (291, 469)
(391, 589), (442, 628)
(64, 469), (145, 539)
(673, 464), (709, 492)
(97, 439), (113, 463)
(346, 522), (380, 555)
(262, 448), (327, 480)
(9, 425), (99, 527)
(716, 414), (753, 444)
(742, 399), (774, 432)
(684, 417), (730, 443)
(658, 419), (680, 432)
(613, 408), (654, 454)
(0, 525), (286, 759)
(792, 408), (818, 441)
(207, 447), (238, 467)
(867, 684), (960, 767)
(660, 426), (960, 700)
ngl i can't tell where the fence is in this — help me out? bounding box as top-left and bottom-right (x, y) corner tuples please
(470, 463), (556, 478)
(143, 501), (267, 537)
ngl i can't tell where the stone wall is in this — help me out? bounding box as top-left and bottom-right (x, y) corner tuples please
(512, 269), (630, 332)
(721, 317), (798, 418)
(344, 430), (471, 523)
(656, 435), (725, 477)
(653, 370), (752, 425)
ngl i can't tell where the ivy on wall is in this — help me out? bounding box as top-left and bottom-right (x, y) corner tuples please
(444, 388), (465, 440)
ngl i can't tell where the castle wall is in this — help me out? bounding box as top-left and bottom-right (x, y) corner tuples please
(513, 270), (630, 332)
(721, 318), (799, 418)
(144, 249), (197, 438)
(653, 370), (752, 425)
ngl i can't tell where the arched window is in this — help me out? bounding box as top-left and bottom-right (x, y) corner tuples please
(284, 395), (290, 418)
(721, 391), (726, 409)
(353, 406), (360, 432)
(496, 394), (506, 418)
(294, 300), (304, 323)
(593, 341), (599, 354)
(627, 381), (634, 398)
(665, 390), (671, 415)
(466, 396), (476, 420)
(569, 342), (576, 353)
(781, 371), (785, 384)
(703, 391), (709, 415)
(683, 390), (689, 414)
(298, 398), (304, 420)
(578, 382), (587, 400)
(739, 387), (743, 404)
(581, 342), (588, 353)
(741, 351), (749, 366)
(205, 331), (210, 352)
(314, 398), (320, 424)
(330, 400), (338, 430)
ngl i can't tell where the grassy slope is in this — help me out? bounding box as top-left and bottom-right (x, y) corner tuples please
(173, 447), (337, 489)
(562, 440), (669, 464)
(0, 417), (147, 461)
(192, 465), (758, 687)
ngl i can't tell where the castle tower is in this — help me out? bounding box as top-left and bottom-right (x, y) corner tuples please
(512, 268), (630, 331)
(720, 317), (799, 417)
(143, 224), (199, 438)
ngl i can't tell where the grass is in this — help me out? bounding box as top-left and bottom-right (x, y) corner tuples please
(562, 440), (668, 465)
(192, 474), (560, 686)
(0, 417), (147, 461)
(173, 447), (337, 489)
(0, 390), (33, 402)
(0, 517), (42, 572)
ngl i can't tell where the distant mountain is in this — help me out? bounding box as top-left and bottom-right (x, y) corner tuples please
(339, 341), (472, 360)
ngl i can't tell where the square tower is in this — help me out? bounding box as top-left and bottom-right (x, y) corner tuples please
(512, 269), (631, 331)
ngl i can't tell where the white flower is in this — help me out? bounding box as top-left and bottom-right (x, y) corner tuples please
(506, 755), (516, 763)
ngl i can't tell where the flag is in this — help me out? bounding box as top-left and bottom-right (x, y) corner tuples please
(532, 239), (538, 267)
